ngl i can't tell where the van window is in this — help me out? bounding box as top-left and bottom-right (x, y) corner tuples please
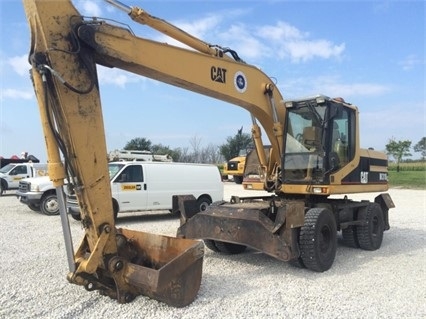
(117, 165), (143, 183)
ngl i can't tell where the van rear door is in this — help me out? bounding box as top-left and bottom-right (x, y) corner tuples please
(111, 164), (147, 212)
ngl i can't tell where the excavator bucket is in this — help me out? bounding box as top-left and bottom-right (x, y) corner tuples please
(71, 227), (204, 307)
(119, 228), (204, 307)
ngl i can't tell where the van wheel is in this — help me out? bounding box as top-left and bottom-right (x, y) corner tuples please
(197, 196), (212, 212)
(40, 193), (60, 216)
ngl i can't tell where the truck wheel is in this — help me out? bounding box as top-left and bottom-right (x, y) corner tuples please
(300, 208), (337, 272)
(40, 194), (59, 216)
(214, 240), (247, 254)
(233, 176), (243, 184)
(28, 203), (41, 212)
(342, 226), (360, 248)
(71, 213), (81, 221)
(356, 203), (384, 251)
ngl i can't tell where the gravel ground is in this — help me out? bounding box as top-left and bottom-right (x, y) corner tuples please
(0, 184), (425, 319)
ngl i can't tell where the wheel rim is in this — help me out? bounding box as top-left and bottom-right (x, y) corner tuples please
(45, 198), (59, 213)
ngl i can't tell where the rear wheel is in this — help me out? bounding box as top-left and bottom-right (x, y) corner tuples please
(196, 196), (212, 212)
(300, 208), (337, 272)
(0, 182), (4, 196)
(40, 193), (59, 216)
(356, 203), (384, 251)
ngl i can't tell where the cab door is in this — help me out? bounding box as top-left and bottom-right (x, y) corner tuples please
(8, 164), (29, 188)
(111, 164), (147, 212)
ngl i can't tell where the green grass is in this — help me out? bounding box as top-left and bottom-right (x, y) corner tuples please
(388, 170), (426, 189)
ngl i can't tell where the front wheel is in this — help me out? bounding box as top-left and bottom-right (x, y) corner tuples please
(299, 208), (337, 272)
(27, 203), (41, 212)
(0, 182), (4, 196)
(40, 194), (59, 216)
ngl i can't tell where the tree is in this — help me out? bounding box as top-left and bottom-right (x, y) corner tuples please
(151, 143), (180, 161)
(414, 137), (426, 160)
(219, 127), (252, 161)
(385, 138), (412, 172)
(124, 137), (152, 151)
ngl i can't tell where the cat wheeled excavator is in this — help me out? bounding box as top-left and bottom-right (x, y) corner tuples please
(23, 0), (394, 307)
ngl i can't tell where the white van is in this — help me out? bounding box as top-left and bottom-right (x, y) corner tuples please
(68, 161), (223, 220)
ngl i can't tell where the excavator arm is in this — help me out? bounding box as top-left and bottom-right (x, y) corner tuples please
(22, 0), (287, 306)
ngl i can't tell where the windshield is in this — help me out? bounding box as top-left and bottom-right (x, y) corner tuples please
(108, 163), (125, 180)
(283, 104), (326, 183)
(0, 164), (16, 173)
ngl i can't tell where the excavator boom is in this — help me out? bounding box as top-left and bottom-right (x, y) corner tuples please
(23, 0), (205, 307)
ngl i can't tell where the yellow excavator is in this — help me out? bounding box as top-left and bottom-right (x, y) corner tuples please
(23, 0), (394, 308)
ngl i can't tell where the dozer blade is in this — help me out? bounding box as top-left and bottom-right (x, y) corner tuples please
(175, 196), (305, 262)
(119, 228), (204, 307)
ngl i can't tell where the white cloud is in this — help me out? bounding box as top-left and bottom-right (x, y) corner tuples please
(256, 21), (345, 62)
(8, 55), (30, 77)
(76, 0), (102, 17)
(97, 65), (143, 88)
(316, 81), (390, 98)
(281, 75), (390, 99)
(399, 54), (423, 71)
(1, 88), (34, 100)
(285, 40), (345, 62)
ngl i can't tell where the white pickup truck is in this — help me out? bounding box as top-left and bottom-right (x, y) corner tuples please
(16, 176), (60, 216)
(67, 161), (224, 220)
(0, 163), (47, 196)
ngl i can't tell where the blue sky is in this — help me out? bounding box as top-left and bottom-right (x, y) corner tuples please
(0, 0), (424, 162)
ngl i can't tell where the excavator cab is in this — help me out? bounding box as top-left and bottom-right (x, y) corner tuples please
(282, 95), (355, 185)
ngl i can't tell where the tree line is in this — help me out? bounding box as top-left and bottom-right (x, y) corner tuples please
(385, 137), (426, 172)
(122, 131), (426, 172)
(123, 128), (252, 164)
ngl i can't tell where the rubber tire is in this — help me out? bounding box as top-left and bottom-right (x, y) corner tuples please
(300, 208), (337, 272)
(356, 203), (384, 251)
(0, 182), (4, 196)
(233, 176), (243, 184)
(214, 240), (247, 254)
(71, 213), (82, 221)
(203, 239), (221, 252)
(27, 203), (41, 212)
(197, 196), (212, 212)
(40, 193), (60, 216)
(342, 226), (360, 248)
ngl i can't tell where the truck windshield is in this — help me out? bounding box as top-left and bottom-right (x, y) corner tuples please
(283, 103), (326, 183)
(108, 163), (125, 180)
(0, 164), (16, 173)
